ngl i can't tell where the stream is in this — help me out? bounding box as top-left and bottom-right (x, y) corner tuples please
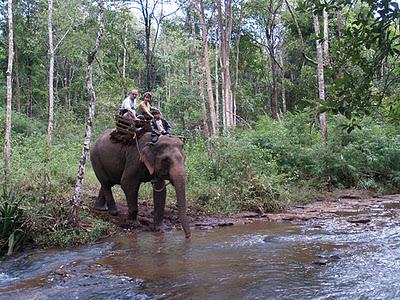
(1, 219), (400, 299)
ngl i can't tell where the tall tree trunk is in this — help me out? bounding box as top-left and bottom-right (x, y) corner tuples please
(313, 12), (328, 144)
(71, 0), (105, 224)
(47, 0), (54, 145)
(336, 0), (344, 78)
(14, 46), (21, 112)
(322, 6), (330, 67)
(220, 50), (226, 129)
(216, 0), (234, 130)
(280, 50), (286, 114)
(190, 4), (211, 158)
(4, 0), (14, 170)
(196, 0), (218, 136)
(270, 46), (279, 119)
(233, 0), (244, 126)
(145, 21), (152, 91)
(215, 44), (220, 128)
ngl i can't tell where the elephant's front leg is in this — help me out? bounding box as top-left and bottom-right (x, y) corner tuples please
(122, 181), (141, 226)
(153, 180), (166, 231)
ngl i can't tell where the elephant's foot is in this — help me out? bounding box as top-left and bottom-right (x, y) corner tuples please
(151, 223), (166, 232)
(108, 208), (119, 216)
(127, 212), (140, 227)
(106, 203), (119, 216)
(94, 203), (108, 211)
(94, 197), (107, 211)
(126, 219), (141, 227)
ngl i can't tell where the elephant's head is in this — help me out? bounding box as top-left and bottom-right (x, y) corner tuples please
(140, 135), (191, 238)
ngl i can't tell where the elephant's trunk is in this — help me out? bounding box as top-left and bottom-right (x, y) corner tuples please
(170, 172), (191, 238)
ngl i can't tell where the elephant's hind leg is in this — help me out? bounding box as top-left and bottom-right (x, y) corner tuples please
(101, 185), (118, 215)
(94, 187), (107, 211)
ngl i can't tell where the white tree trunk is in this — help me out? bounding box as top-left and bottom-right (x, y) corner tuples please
(47, 0), (54, 145)
(322, 7), (330, 67)
(196, 0), (219, 136)
(191, 4), (212, 158)
(4, 0), (14, 170)
(280, 50), (286, 114)
(313, 12), (328, 144)
(215, 44), (220, 127)
(220, 51), (226, 130)
(71, 0), (105, 224)
(216, 0), (234, 130)
(233, 1), (244, 126)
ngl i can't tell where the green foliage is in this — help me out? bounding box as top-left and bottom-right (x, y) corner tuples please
(185, 113), (400, 215)
(322, 0), (399, 123)
(186, 134), (293, 214)
(0, 112), (113, 254)
(34, 212), (111, 248)
(0, 186), (29, 256)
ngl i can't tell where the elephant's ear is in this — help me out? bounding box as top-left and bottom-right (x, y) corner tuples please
(140, 145), (155, 175)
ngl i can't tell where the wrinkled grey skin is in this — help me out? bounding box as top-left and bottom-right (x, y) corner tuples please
(90, 129), (191, 238)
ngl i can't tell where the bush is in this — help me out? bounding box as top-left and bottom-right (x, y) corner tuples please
(185, 135), (293, 214)
(0, 186), (30, 256)
(0, 113), (111, 254)
(185, 113), (400, 215)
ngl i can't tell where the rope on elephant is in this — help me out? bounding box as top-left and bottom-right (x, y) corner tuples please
(152, 181), (171, 192)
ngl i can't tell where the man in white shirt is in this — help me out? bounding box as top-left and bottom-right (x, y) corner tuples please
(120, 89), (139, 120)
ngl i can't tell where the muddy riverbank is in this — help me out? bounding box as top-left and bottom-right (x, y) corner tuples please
(90, 189), (400, 235)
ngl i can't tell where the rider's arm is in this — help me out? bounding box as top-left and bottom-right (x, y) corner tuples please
(139, 102), (154, 118)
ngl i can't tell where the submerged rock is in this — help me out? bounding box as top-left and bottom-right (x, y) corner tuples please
(347, 216), (371, 224)
(312, 259), (329, 265)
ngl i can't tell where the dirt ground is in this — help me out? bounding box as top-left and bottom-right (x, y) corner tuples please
(89, 189), (400, 234)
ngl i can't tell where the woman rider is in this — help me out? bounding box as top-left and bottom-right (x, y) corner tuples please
(136, 92), (154, 120)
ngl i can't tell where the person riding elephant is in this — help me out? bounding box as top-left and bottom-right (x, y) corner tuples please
(90, 129), (191, 238)
(120, 89), (139, 120)
(136, 92), (155, 120)
(150, 109), (171, 143)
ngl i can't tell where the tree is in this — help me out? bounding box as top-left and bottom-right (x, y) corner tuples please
(47, 0), (54, 145)
(216, 0), (234, 130)
(247, 0), (284, 119)
(313, 9), (328, 144)
(71, 0), (105, 224)
(190, 1), (212, 157)
(4, 0), (14, 170)
(195, 0), (218, 136)
(47, 0), (71, 145)
(133, 0), (180, 91)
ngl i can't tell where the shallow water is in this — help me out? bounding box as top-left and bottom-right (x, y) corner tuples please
(2, 220), (400, 299)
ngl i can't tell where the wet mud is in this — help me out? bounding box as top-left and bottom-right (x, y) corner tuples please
(90, 189), (400, 235)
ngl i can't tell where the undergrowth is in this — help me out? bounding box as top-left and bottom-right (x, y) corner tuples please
(1, 110), (399, 254)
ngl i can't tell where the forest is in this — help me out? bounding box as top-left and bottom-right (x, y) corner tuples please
(0, 0), (399, 255)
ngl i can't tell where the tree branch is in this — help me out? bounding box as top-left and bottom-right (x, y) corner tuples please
(54, 27), (71, 51)
(284, 0), (317, 65)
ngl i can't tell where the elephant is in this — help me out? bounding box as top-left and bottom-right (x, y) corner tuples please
(90, 129), (191, 238)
